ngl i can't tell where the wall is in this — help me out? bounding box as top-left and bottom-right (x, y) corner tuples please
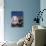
(0, 0), (4, 42)
(40, 0), (46, 26)
(4, 0), (40, 42)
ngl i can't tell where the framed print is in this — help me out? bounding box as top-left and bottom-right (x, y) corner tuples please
(11, 11), (23, 27)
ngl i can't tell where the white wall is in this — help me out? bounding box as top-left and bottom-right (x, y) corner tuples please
(0, 0), (4, 42)
(40, 0), (46, 27)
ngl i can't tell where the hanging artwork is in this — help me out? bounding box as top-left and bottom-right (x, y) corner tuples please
(11, 11), (23, 27)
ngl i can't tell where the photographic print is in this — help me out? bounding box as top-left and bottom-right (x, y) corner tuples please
(11, 11), (23, 27)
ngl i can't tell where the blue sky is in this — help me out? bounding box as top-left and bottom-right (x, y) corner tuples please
(11, 11), (23, 17)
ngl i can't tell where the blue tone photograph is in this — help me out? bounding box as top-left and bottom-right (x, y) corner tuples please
(11, 11), (23, 27)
